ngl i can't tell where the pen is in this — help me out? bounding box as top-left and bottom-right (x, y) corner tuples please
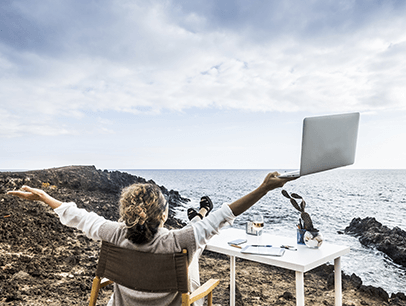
(280, 245), (297, 251)
(230, 244), (242, 249)
(251, 245), (272, 247)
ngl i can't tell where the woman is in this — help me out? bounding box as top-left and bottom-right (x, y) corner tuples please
(8, 171), (293, 306)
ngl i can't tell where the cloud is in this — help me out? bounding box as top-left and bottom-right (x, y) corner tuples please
(0, 108), (72, 137)
(1, 0), (406, 138)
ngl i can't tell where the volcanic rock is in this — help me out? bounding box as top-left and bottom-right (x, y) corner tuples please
(345, 217), (406, 267)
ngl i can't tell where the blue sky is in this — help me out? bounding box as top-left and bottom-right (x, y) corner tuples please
(1, 0), (406, 170)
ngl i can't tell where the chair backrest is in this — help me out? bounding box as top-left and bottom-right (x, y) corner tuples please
(96, 241), (189, 293)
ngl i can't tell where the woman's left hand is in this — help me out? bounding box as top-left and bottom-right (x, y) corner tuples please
(260, 171), (297, 191)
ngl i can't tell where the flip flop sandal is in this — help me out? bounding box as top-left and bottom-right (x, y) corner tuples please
(187, 208), (203, 221)
(199, 196), (213, 216)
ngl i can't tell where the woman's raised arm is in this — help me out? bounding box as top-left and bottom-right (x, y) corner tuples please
(228, 172), (294, 216)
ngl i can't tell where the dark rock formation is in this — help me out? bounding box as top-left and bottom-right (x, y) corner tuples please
(345, 217), (406, 268)
(392, 292), (406, 303)
(0, 165), (139, 194)
(360, 285), (390, 303)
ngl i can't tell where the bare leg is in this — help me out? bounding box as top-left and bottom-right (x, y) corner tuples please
(198, 207), (208, 218)
(189, 207), (208, 223)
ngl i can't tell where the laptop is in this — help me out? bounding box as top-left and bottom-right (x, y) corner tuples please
(279, 112), (360, 178)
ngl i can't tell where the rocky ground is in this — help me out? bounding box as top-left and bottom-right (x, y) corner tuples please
(1, 166), (405, 306)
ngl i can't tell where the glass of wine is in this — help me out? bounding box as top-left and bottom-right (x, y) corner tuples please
(252, 212), (264, 234)
(251, 212), (264, 244)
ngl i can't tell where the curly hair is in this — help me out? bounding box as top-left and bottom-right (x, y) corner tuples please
(118, 183), (167, 244)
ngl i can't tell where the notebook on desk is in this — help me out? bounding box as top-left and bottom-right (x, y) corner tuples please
(279, 112), (360, 178)
(241, 245), (285, 256)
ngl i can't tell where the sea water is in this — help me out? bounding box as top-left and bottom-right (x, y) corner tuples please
(122, 169), (406, 295)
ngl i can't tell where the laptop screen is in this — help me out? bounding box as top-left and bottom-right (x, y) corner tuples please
(299, 112), (360, 176)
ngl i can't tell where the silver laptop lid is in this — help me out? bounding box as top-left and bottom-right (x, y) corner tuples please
(300, 112), (360, 176)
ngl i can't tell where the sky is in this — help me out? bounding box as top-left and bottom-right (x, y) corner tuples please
(1, 0), (406, 170)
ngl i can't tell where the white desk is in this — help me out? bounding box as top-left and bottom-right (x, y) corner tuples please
(205, 227), (350, 306)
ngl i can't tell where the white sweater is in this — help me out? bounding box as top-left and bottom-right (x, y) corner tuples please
(54, 203), (235, 306)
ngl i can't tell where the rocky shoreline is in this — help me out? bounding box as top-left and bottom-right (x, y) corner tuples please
(345, 217), (406, 268)
(1, 166), (405, 305)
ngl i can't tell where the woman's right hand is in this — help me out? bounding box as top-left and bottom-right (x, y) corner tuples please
(7, 186), (46, 201)
(7, 186), (62, 209)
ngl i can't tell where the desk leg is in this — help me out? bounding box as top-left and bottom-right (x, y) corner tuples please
(295, 271), (305, 306)
(334, 257), (342, 306)
(230, 255), (235, 306)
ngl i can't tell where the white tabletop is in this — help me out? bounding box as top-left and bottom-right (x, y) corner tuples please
(206, 227), (350, 273)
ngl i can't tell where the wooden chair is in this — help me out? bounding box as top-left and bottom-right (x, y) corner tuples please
(89, 241), (220, 306)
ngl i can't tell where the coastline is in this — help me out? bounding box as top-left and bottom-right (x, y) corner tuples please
(1, 166), (405, 305)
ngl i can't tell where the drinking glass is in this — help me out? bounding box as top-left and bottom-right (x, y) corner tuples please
(252, 212), (264, 232)
(251, 212), (264, 244)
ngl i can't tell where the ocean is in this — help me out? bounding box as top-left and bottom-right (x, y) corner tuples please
(122, 169), (406, 295)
